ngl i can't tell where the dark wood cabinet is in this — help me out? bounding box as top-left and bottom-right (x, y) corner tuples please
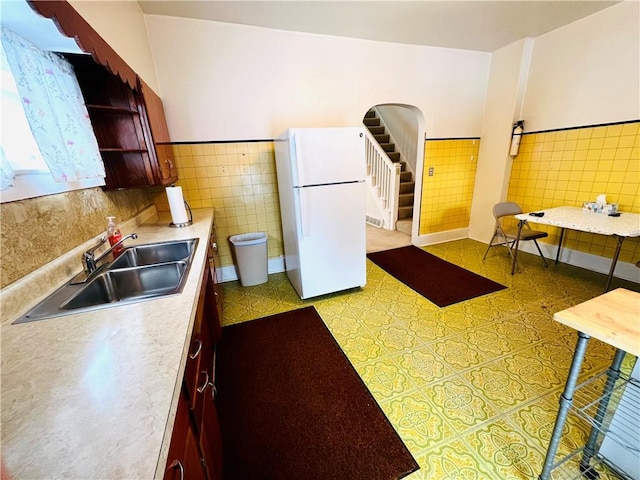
(163, 388), (207, 480)
(68, 55), (177, 189)
(170, 254), (223, 480)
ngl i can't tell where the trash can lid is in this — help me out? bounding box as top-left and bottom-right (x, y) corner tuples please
(229, 232), (268, 245)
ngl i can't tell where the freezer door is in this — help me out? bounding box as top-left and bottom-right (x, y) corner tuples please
(290, 127), (365, 187)
(290, 182), (366, 299)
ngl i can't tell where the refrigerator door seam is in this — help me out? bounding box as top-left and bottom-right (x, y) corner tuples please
(293, 180), (364, 188)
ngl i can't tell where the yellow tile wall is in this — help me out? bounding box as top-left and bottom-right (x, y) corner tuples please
(507, 121), (640, 263)
(152, 142), (283, 268)
(420, 139), (480, 234)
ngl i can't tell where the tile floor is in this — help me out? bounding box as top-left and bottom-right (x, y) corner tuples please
(220, 237), (639, 480)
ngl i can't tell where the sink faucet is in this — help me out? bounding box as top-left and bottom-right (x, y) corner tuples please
(83, 233), (138, 274)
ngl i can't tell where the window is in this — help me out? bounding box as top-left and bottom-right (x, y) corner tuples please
(0, 27), (105, 203)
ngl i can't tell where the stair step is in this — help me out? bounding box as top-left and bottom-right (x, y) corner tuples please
(368, 126), (385, 135)
(381, 143), (395, 153)
(400, 171), (412, 182)
(374, 134), (390, 143)
(388, 152), (400, 162)
(399, 193), (414, 207)
(364, 118), (380, 127)
(364, 110), (376, 119)
(398, 206), (413, 219)
(399, 181), (415, 194)
(396, 219), (412, 234)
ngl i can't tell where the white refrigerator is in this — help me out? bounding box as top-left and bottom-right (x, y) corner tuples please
(275, 127), (366, 299)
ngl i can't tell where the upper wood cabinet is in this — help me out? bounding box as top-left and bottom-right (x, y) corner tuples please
(138, 78), (178, 184)
(68, 54), (177, 189)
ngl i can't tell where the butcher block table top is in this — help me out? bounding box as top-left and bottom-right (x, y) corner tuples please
(553, 288), (640, 356)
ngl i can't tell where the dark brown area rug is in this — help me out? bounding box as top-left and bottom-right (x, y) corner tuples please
(368, 245), (506, 307)
(215, 306), (419, 480)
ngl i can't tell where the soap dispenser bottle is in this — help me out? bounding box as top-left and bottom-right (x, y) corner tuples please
(106, 216), (123, 257)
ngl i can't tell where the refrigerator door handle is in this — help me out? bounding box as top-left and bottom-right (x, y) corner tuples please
(291, 133), (302, 186)
(295, 187), (311, 237)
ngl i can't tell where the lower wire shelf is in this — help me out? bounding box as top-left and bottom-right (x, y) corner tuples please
(548, 369), (639, 480)
(571, 370), (639, 454)
(549, 448), (637, 480)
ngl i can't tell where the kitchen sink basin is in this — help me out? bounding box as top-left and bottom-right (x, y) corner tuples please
(108, 239), (197, 269)
(61, 262), (188, 310)
(14, 238), (199, 323)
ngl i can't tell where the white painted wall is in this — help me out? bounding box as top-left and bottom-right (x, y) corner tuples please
(523, 0), (640, 132)
(468, 39), (533, 243)
(69, 0), (159, 92)
(144, 16), (490, 142)
(469, 1), (639, 244)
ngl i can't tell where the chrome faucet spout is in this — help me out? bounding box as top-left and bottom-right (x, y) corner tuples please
(82, 237), (107, 273)
(83, 233), (138, 274)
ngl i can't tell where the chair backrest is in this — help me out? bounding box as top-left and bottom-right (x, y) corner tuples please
(493, 202), (523, 220)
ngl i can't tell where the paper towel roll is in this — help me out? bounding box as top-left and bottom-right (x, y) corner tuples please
(166, 186), (189, 225)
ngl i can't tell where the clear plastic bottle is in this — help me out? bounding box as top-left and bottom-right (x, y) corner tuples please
(106, 216), (123, 257)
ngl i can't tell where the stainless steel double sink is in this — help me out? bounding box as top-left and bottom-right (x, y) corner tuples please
(14, 238), (199, 324)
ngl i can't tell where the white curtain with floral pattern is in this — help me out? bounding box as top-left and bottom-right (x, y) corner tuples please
(1, 27), (104, 183)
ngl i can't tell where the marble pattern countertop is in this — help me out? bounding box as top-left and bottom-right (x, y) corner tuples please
(1, 208), (214, 479)
(515, 206), (640, 237)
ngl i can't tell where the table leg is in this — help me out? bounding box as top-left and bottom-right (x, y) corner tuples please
(555, 227), (565, 264)
(579, 348), (626, 477)
(511, 220), (525, 275)
(604, 236), (624, 293)
(539, 331), (591, 480)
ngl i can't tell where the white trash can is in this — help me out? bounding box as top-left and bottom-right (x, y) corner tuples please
(229, 232), (268, 286)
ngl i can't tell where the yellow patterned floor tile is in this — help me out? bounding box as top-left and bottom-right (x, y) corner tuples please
(505, 394), (591, 460)
(380, 390), (457, 453)
(357, 306), (396, 328)
(432, 337), (490, 371)
(497, 350), (566, 396)
(462, 328), (515, 357)
(434, 309), (494, 333)
(464, 419), (547, 479)
(406, 316), (456, 344)
(374, 324), (420, 353)
(462, 364), (532, 411)
(398, 346), (453, 387)
(355, 357), (412, 400)
(425, 376), (499, 433)
(413, 438), (496, 479)
(321, 312), (367, 338)
(339, 332), (385, 364)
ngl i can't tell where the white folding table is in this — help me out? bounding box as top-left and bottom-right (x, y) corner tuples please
(513, 206), (640, 291)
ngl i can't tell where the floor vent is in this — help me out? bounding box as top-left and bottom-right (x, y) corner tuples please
(366, 216), (384, 228)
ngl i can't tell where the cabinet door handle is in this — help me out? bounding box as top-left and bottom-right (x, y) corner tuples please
(211, 242), (218, 254)
(189, 339), (202, 360)
(214, 290), (220, 305)
(197, 370), (210, 393)
(210, 383), (217, 400)
(165, 459), (184, 480)
(165, 158), (173, 170)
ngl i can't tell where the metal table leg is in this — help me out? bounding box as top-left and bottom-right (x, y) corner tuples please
(511, 220), (525, 275)
(539, 331), (591, 480)
(604, 236), (624, 293)
(555, 227), (565, 264)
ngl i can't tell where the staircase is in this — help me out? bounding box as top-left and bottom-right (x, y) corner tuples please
(363, 110), (415, 222)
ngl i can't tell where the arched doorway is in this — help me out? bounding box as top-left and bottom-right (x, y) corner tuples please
(362, 104), (425, 246)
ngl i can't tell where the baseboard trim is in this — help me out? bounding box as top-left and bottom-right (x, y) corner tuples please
(218, 238), (639, 285)
(415, 228), (469, 246)
(516, 241), (640, 284)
